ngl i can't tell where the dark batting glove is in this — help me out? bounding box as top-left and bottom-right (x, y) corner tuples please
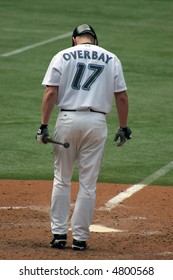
(114, 127), (132, 146)
(36, 124), (49, 144)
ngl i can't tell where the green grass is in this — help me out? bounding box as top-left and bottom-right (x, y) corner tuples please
(0, 0), (173, 185)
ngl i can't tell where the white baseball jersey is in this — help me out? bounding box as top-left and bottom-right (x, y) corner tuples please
(42, 44), (127, 113)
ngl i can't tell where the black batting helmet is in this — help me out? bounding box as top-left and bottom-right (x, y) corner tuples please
(72, 24), (98, 46)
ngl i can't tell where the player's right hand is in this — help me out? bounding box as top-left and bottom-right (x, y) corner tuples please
(36, 124), (49, 144)
(114, 127), (132, 147)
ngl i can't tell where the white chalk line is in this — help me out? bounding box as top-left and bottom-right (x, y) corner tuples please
(0, 206), (29, 210)
(0, 32), (71, 57)
(0, 205), (49, 212)
(102, 161), (173, 210)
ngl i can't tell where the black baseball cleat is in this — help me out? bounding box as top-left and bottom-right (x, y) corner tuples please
(72, 239), (87, 251)
(50, 234), (67, 249)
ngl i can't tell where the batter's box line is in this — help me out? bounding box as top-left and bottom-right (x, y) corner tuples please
(100, 161), (173, 211)
(0, 205), (49, 212)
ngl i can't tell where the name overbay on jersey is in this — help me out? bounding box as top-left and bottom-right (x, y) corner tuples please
(63, 49), (113, 64)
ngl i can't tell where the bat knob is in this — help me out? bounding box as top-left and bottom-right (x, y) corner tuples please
(63, 142), (70, 148)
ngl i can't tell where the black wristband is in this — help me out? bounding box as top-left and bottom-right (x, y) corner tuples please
(40, 124), (48, 129)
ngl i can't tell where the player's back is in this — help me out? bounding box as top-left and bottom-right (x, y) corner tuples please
(57, 43), (118, 113)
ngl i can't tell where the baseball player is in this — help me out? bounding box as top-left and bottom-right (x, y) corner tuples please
(36, 24), (132, 250)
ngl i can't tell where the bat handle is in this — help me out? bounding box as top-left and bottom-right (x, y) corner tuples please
(42, 135), (51, 144)
(43, 136), (70, 148)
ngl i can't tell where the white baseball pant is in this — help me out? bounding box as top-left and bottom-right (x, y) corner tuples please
(50, 110), (107, 241)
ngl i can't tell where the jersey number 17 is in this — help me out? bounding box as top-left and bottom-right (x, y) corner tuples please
(71, 63), (105, 91)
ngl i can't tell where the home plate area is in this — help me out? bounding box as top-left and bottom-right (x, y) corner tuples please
(89, 225), (125, 233)
(69, 225), (125, 233)
(0, 180), (173, 260)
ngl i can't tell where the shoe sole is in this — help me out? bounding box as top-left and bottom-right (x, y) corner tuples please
(72, 245), (87, 251)
(50, 240), (66, 249)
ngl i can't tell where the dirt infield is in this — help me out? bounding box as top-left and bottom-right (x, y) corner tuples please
(0, 180), (173, 260)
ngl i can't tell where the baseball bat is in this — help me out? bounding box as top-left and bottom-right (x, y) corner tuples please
(43, 136), (70, 148)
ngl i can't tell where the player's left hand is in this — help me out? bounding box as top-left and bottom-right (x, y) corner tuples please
(114, 127), (132, 146)
(36, 124), (49, 144)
